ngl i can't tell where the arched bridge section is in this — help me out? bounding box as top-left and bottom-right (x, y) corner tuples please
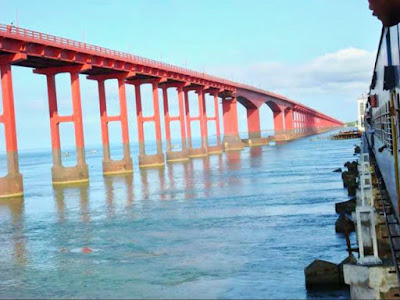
(0, 24), (344, 198)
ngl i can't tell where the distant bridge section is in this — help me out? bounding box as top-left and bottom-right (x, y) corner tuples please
(0, 24), (343, 198)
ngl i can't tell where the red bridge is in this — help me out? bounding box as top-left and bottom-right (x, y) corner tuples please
(0, 24), (343, 198)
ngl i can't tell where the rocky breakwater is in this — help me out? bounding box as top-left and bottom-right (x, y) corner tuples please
(304, 146), (360, 290)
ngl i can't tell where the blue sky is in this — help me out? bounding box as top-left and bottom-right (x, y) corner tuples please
(0, 0), (382, 151)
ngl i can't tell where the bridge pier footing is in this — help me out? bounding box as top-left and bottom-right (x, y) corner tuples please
(205, 90), (223, 155)
(0, 63), (23, 198)
(132, 80), (165, 169)
(184, 87), (209, 158)
(162, 84), (189, 163)
(36, 66), (89, 185)
(222, 97), (244, 151)
(89, 75), (133, 176)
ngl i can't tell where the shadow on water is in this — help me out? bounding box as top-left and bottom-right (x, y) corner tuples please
(306, 287), (350, 299)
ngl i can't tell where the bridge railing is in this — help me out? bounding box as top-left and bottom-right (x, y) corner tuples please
(0, 24), (239, 88)
(0, 24), (344, 126)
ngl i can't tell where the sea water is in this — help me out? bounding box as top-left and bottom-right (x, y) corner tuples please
(0, 131), (356, 299)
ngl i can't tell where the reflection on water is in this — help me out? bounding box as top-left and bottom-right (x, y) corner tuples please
(0, 197), (26, 266)
(250, 146), (263, 158)
(104, 175), (134, 218)
(54, 184), (91, 223)
(0, 133), (354, 299)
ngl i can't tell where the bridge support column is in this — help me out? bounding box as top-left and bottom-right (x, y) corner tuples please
(247, 106), (261, 139)
(246, 105), (269, 147)
(133, 80), (165, 168)
(284, 107), (294, 138)
(35, 65), (89, 185)
(162, 84), (189, 163)
(222, 96), (244, 151)
(205, 90), (223, 154)
(89, 75), (133, 175)
(273, 109), (284, 135)
(0, 63), (23, 198)
(184, 87), (208, 158)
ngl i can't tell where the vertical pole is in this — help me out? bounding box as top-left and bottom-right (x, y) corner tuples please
(70, 71), (86, 166)
(46, 73), (62, 167)
(273, 109), (284, 134)
(97, 79), (110, 161)
(1, 64), (19, 173)
(184, 90), (192, 148)
(0, 63), (23, 197)
(284, 108), (294, 132)
(178, 85), (187, 150)
(163, 84), (189, 162)
(213, 91), (221, 145)
(162, 86), (172, 152)
(198, 88), (208, 149)
(222, 96), (243, 151)
(118, 77), (131, 161)
(152, 81), (163, 155)
(134, 83), (145, 155)
(247, 106), (261, 139)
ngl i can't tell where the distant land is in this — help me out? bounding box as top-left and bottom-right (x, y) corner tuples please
(345, 121), (357, 127)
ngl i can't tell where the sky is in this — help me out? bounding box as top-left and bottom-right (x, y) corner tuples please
(0, 0), (382, 151)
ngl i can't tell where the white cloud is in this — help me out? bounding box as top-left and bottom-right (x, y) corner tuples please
(210, 48), (376, 96)
(208, 48), (376, 122)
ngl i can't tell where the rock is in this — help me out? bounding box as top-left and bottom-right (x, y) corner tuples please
(338, 254), (357, 285)
(342, 171), (357, 188)
(347, 180), (358, 196)
(305, 259), (340, 289)
(335, 214), (355, 233)
(354, 145), (361, 154)
(335, 198), (356, 214)
(333, 168), (342, 173)
(347, 186), (357, 197)
(344, 161), (358, 175)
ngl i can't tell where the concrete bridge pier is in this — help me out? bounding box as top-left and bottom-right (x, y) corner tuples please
(284, 107), (295, 138)
(88, 74), (133, 175)
(0, 60), (23, 198)
(161, 84), (189, 163)
(184, 86), (208, 158)
(34, 65), (89, 185)
(222, 96), (244, 151)
(204, 89), (223, 155)
(132, 79), (165, 168)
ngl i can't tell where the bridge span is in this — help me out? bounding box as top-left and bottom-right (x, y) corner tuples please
(0, 24), (344, 198)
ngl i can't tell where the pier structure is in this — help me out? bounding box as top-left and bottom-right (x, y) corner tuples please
(343, 146), (400, 299)
(0, 24), (343, 198)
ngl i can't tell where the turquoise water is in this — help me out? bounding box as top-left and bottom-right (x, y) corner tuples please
(0, 131), (356, 299)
